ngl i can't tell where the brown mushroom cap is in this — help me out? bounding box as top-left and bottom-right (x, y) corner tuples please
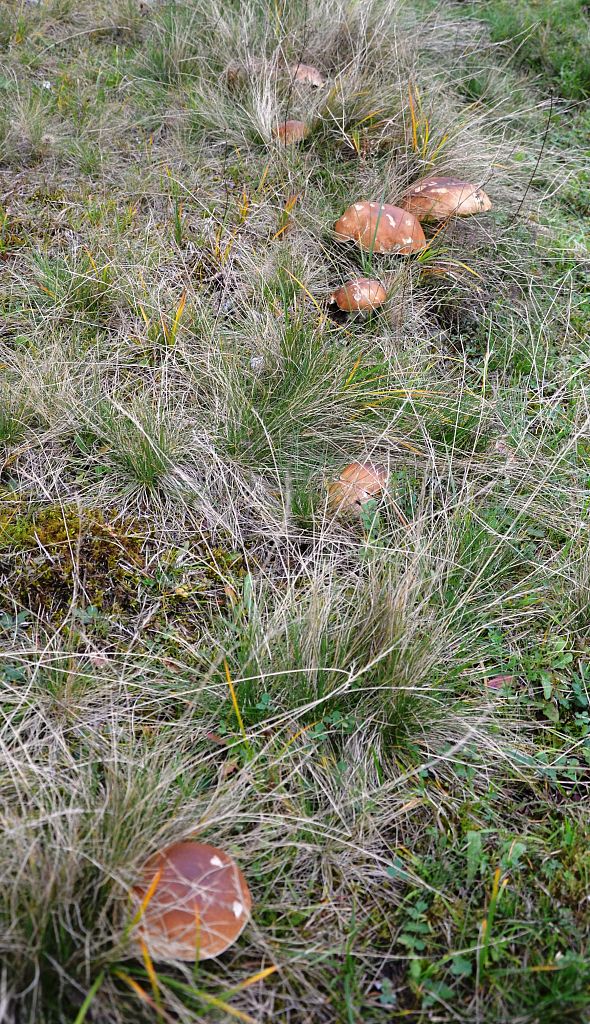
(328, 462), (388, 512)
(132, 842), (252, 962)
(334, 202), (425, 254)
(401, 177), (492, 222)
(290, 62), (325, 87)
(329, 278), (387, 312)
(274, 119), (308, 145)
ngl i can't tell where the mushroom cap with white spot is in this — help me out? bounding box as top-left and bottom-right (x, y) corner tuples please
(132, 842), (252, 962)
(333, 202), (426, 254)
(330, 277), (387, 312)
(401, 176), (492, 222)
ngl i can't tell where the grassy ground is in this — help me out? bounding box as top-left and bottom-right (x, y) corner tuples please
(0, 1), (589, 1021)
(465, 0), (590, 101)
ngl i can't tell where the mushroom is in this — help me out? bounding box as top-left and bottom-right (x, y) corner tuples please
(132, 841), (252, 962)
(334, 202), (425, 254)
(401, 177), (492, 222)
(290, 62), (325, 87)
(329, 278), (387, 312)
(327, 462), (388, 513)
(274, 119), (308, 145)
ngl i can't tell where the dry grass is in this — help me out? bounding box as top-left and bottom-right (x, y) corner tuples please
(0, 0), (589, 1021)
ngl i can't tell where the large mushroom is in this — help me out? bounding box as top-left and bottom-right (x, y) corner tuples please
(329, 278), (387, 312)
(290, 62), (325, 87)
(132, 841), (252, 962)
(334, 202), (425, 254)
(401, 177), (492, 222)
(274, 119), (308, 145)
(328, 462), (388, 513)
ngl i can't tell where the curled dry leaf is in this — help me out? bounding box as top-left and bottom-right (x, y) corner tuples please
(486, 675), (513, 691)
(132, 842), (252, 962)
(327, 461), (388, 513)
(401, 177), (492, 222)
(334, 202), (425, 254)
(329, 278), (387, 312)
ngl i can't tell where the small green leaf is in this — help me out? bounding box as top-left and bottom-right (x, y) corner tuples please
(541, 672), (553, 701)
(505, 841), (526, 867)
(466, 830), (483, 885)
(543, 701), (560, 722)
(386, 857), (408, 880)
(450, 956), (472, 977)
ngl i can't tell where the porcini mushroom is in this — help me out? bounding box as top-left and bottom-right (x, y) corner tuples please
(290, 62), (325, 87)
(401, 177), (492, 222)
(132, 841), (252, 962)
(334, 202), (425, 254)
(328, 461), (388, 513)
(274, 119), (308, 145)
(329, 278), (387, 312)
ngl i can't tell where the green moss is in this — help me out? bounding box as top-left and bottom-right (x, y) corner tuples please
(0, 500), (246, 627)
(0, 502), (146, 616)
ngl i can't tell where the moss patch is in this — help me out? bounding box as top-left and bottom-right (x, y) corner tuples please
(0, 500), (245, 625)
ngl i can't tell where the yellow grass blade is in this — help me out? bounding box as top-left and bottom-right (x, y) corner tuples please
(286, 721), (319, 745)
(115, 971), (157, 1009)
(201, 994), (257, 1023)
(428, 133), (449, 162)
(344, 354), (362, 387)
(169, 292), (187, 343)
(408, 85), (418, 152)
(233, 964), (279, 991)
(282, 267), (325, 317)
(449, 258), (482, 280)
(130, 866), (162, 929)
(224, 659), (248, 743)
(137, 303), (150, 328)
(256, 161), (270, 192)
(271, 223), (290, 241)
(421, 117), (430, 159)
(139, 939), (163, 1021)
(84, 248), (97, 272)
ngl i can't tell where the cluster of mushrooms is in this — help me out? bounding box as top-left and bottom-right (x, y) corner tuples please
(268, 61), (493, 515)
(128, 70), (493, 970)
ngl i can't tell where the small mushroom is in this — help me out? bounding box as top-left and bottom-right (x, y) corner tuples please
(334, 202), (425, 254)
(132, 842), (252, 962)
(274, 119), (308, 145)
(401, 177), (492, 222)
(290, 62), (325, 87)
(329, 278), (387, 312)
(328, 461), (388, 513)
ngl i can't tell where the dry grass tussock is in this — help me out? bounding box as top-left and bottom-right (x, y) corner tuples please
(0, 0), (589, 1021)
